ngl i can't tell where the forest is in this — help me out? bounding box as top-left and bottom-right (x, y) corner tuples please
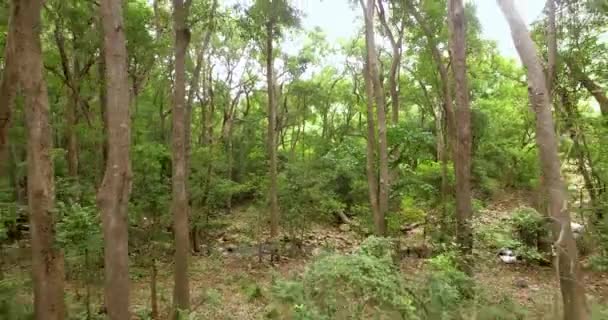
(0, 0), (607, 319)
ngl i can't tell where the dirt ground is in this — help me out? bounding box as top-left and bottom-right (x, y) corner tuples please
(4, 193), (607, 319)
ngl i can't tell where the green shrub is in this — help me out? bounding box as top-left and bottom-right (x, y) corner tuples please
(272, 236), (417, 319)
(0, 276), (33, 320)
(589, 216), (608, 272)
(423, 252), (474, 314)
(56, 202), (103, 282)
(473, 208), (546, 263)
(510, 207), (547, 248)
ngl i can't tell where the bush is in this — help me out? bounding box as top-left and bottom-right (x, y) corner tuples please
(473, 207), (547, 263)
(421, 252), (474, 317)
(56, 201), (103, 282)
(0, 276), (33, 319)
(509, 207), (547, 247)
(589, 216), (608, 272)
(271, 236), (417, 319)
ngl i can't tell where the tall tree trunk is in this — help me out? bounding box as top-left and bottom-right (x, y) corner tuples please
(266, 19), (280, 239)
(171, 0), (191, 314)
(546, 0), (557, 93)
(98, 27), (109, 174)
(408, 0), (457, 146)
(376, 0), (404, 125)
(54, 26), (80, 177)
(361, 0), (389, 236)
(0, 6), (18, 177)
(98, 0), (133, 318)
(363, 63), (381, 234)
(448, 0), (473, 265)
(151, 258), (159, 320)
(15, 0), (66, 318)
(66, 85), (79, 177)
(499, 1), (589, 318)
(535, 0), (558, 254)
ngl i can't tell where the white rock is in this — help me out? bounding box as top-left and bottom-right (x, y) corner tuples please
(500, 255), (518, 264)
(571, 222), (584, 234)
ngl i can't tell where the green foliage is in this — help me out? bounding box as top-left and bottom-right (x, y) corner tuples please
(272, 236), (417, 319)
(509, 207), (547, 248)
(398, 160), (454, 206)
(385, 196), (427, 235)
(56, 201), (103, 280)
(423, 252), (474, 311)
(589, 216), (608, 272)
(0, 276), (33, 319)
(474, 207), (547, 263)
(592, 303), (608, 320)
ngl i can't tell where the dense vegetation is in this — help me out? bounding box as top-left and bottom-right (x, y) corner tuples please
(0, 0), (607, 319)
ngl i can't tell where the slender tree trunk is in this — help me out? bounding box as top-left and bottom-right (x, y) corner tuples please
(546, 0), (557, 93)
(436, 106), (450, 235)
(266, 19), (280, 239)
(98, 30), (109, 173)
(363, 63), (381, 234)
(15, 0), (66, 318)
(66, 85), (79, 177)
(376, 0), (403, 125)
(361, 0), (388, 235)
(98, 0), (133, 318)
(535, 0), (558, 254)
(55, 27), (80, 177)
(499, 1), (589, 318)
(408, 0), (457, 146)
(0, 6), (18, 177)
(448, 0), (473, 265)
(151, 258), (159, 320)
(171, 0), (191, 314)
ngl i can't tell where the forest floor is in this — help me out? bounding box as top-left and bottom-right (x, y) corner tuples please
(123, 193), (608, 320)
(3, 193), (608, 319)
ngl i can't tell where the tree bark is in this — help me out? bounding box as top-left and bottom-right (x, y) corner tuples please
(151, 258), (159, 320)
(363, 63), (381, 234)
(448, 0), (473, 264)
(15, 0), (66, 318)
(266, 19), (280, 239)
(546, 0), (557, 94)
(171, 0), (191, 314)
(97, 0), (133, 318)
(361, 0), (389, 236)
(376, 0), (404, 125)
(97, 15), (109, 176)
(407, 0), (457, 146)
(498, 1), (589, 318)
(0, 5), (18, 177)
(54, 26), (79, 177)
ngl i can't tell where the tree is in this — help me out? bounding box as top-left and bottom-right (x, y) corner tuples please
(245, 0), (300, 242)
(376, 0), (405, 124)
(498, 0), (590, 318)
(171, 0), (192, 314)
(448, 0), (473, 264)
(97, 0), (133, 318)
(14, 0), (66, 318)
(265, 4), (279, 239)
(360, 0), (389, 236)
(0, 0), (17, 177)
